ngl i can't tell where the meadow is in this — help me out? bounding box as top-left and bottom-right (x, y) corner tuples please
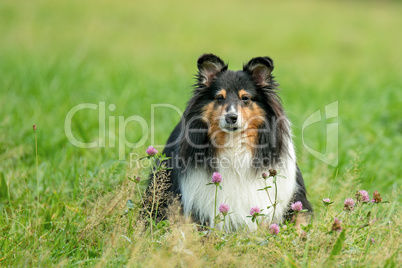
(0, 0), (401, 266)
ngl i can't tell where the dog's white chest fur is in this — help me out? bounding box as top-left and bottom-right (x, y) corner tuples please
(179, 134), (297, 231)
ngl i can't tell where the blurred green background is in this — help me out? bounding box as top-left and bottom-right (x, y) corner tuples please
(1, 0), (401, 210)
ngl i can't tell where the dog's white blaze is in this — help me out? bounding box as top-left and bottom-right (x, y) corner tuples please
(179, 126), (297, 231)
(227, 105), (237, 114)
(218, 107), (244, 132)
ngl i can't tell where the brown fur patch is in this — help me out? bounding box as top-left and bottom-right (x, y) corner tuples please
(202, 102), (227, 148)
(239, 103), (266, 153)
(238, 89), (251, 99)
(216, 89), (227, 99)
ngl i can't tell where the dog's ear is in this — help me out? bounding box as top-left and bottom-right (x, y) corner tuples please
(243, 57), (274, 87)
(197, 54), (227, 87)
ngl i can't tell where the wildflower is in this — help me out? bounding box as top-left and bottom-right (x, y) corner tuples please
(219, 203), (230, 216)
(370, 237), (375, 244)
(268, 169), (277, 177)
(262, 172), (268, 179)
(371, 190), (382, 203)
(250, 206), (261, 217)
(291, 201), (303, 212)
(323, 198), (331, 204)
(332, 217), (342, 232)
(146, 146), (158, 156)
(212, 172), (222, 184)
(356, 190), (370, 202)
(344, 198), (355, 211)
(33, 124), (37, 131)
(135, 176), (141, 183)
(360, 190), (370, 202)
(269, 224), (280, 235)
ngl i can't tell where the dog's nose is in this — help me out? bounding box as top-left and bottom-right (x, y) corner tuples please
(225, 113), (238, 124)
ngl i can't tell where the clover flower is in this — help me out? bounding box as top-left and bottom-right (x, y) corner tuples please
(269, 223), (280, 235)
(268, 169), (277, 177)
(262, 172), (268, 179)
(212, 172), (222, 184)
(371, 190), (382, 203)
(291, 201), (303, 212)
(356, 190), (370, 202)
(323, 198), (331, 204)
(250, 206), (261, 217)
(146, 146), (158, 156)
(219, 203), (230, 216)
(332, 217), (342, 232)
(344, 198), (355, 211)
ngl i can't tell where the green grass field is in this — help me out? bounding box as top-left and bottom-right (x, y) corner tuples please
(1, 0), (401, 266)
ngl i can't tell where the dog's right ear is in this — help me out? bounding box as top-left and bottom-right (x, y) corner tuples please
(197, 54), (228, 87)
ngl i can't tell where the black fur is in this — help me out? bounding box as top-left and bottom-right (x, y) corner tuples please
(284, 165), (313, 222)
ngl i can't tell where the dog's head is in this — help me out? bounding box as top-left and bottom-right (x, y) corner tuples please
(178, 54), (290, 167)
(189, 54), (285, 149)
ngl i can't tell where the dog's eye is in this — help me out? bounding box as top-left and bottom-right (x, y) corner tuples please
(241, 95), (251, 103)
(215, 95), (225, 102)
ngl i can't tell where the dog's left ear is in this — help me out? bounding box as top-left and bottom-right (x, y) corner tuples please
(243, 57), (274, 87)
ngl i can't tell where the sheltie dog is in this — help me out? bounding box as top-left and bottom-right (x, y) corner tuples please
(158, 54), (312, 231)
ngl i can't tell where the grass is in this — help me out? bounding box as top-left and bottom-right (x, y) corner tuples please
(0, 0), (401, 266)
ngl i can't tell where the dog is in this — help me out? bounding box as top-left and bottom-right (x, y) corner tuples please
(157, 54), (312, 231)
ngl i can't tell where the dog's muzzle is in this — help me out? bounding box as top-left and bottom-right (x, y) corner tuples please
(220, 113), (242, 132)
